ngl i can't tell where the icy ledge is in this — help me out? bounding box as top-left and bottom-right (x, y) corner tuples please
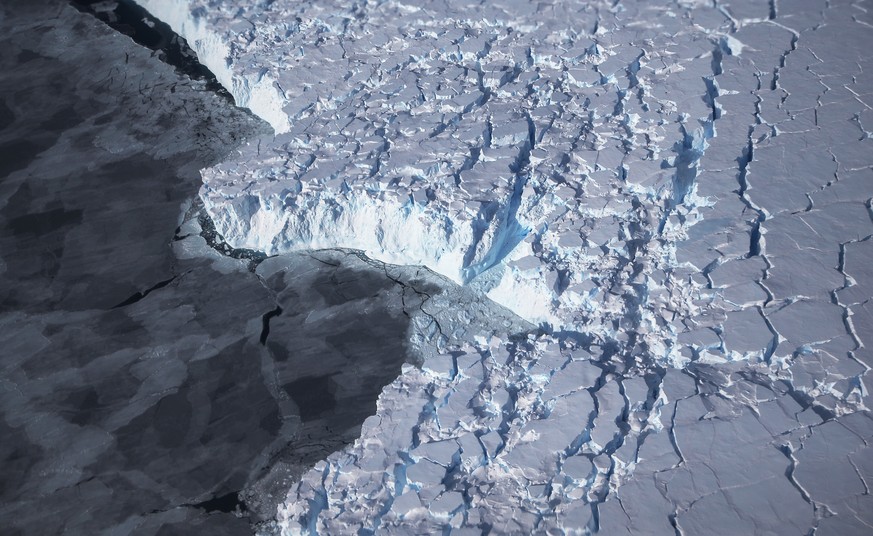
(135, 0), (292, 134)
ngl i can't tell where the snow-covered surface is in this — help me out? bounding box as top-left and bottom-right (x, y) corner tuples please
(131, 0), (873, 533)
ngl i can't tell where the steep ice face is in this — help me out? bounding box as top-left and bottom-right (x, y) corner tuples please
(134, 0), (721, 354)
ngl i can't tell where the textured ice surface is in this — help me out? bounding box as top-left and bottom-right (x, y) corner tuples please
(123, 0), (872, 533)
(136, 0), (729, 342)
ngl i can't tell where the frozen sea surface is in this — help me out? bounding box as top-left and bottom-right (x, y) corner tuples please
(0, 2), (474, 534)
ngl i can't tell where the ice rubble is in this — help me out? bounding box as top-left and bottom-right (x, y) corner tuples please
(131, 0), (873, 533)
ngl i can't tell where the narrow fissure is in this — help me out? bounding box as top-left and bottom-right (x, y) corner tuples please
(112, 275), (177, 308)
(260, 305), (283, 345)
